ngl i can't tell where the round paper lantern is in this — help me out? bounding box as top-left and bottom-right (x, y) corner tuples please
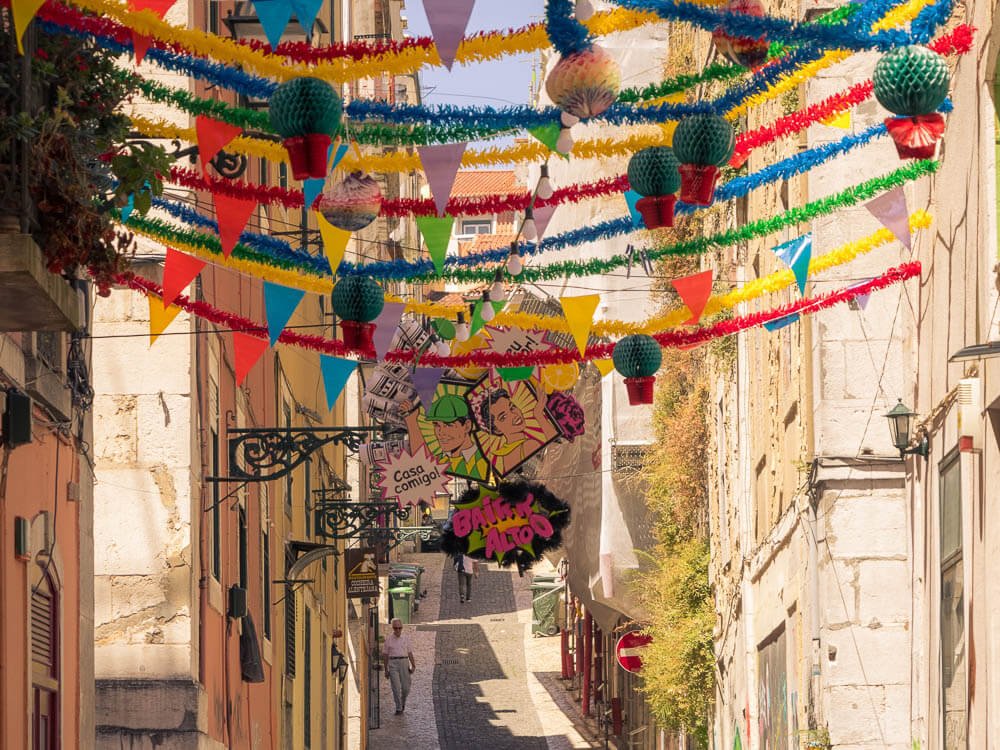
(612, 334), (662, 405)
(672, 115), (735, 206)
(627, 147), (681, 229)
(319, 172), (383, 231)
(711, 0), (769, 69)
(874, 45), (950, 160)
(332, 276), (384, 352)
(545, 44), (621, 120)
(269, 77), (343, 181)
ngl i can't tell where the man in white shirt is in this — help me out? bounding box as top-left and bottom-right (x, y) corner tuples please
(383, 618), (415, 715)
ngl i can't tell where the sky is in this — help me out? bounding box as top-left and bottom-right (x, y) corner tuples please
(402, 0), (546, 109)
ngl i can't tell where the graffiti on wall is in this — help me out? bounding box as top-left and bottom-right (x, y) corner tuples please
(758, 627), (789, 750)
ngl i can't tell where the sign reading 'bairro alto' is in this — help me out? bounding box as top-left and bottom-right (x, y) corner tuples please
(375, 444), (451, 507)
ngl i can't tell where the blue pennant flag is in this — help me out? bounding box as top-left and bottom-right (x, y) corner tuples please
(624, 190), (643, 229)
(263, 281), (305, 346)
(763, 313), (800, 332)
(319, 355), (357, 410)
(121, 193), (135, 224)
(303, 178), (324, 210)
(252, 0), (293, 50)
(290, 0), (323, 36)
(773, 233), (812, 295)
(330, 142), (349, 172)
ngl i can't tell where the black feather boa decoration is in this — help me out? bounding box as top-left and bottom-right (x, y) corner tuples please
(441, 481), (571, 572)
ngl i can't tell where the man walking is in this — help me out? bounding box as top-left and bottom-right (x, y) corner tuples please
(383, 618), (415, 715)
(455, 553), (479, 603)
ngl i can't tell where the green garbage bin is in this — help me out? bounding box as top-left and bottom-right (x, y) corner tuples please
(390, 564), (424, 597)
(390, 572), (419, 613)
(530, 582), (561, 636)
(389, 586), (414, 624)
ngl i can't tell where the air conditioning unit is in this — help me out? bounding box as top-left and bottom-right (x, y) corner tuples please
(957, 377), (983, 448)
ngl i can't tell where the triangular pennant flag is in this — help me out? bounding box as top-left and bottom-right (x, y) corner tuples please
(131, 33), (154, 65)
(733, 727), (742, 750)
(319, 355), (357, 410)
(422, 0), (476, 70)
(559, 294), (600, 357)
(497, 366), (535, 382)
(196, 115), (243, 175)
(763, 313), (800, 332)
(773, 234), (812, 296)
(821, 109), (851, 129)
(865, 186), (911, 250)
(415, 215), (454, 275)
(593, 359), (615, 378)
(372, 302), (406, 360)
(263, 281), (306, 346)
(121, 192), (136, 224)
(233, 332), (269, 386)
(672, 269), (714, 325)
(252, 0), (294, 49)
(303, 177), (325, 210)
(470, 299), (505, 336)
(289, 0), (323, 37)
(162, 248), (206, 308)
(316, 211), (351, 275)
(624, 190), (643, 228)
(329, 142), (349, 172)
(847, 278), (875, 311)
(212, 192), (257, 257)
(528, 123), (568, 159)
(411, 367), (445, 409)
(130, 0), (176, 15)
(417, 143), (466, 216)
(148, 297), (181, 346)
(12, 0), (45, 54)
(533, 203), (557, 240)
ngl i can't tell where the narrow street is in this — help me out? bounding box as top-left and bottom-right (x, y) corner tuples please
(367, 553), (600, 750)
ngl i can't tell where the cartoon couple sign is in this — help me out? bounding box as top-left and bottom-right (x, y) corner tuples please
(401, 371), (560, 486)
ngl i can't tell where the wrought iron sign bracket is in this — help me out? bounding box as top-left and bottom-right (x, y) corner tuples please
(126, 136), (250, 179)
(314, 500), (412, 540)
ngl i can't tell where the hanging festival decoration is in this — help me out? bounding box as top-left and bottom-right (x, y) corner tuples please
(441, 482), (571, 570)
(318, 172), (383, 231)
(331, 276), (385, 352)
(612, 334), (663, 405)
(545, 44), (621, 120)
(711, 0), (769, 68)
(269, 77), (343, 180)
(375, 444), (451, 507)
(672, 114), (735, 205)
(873, 45), (949, 159)
(626, 146), (681, 229)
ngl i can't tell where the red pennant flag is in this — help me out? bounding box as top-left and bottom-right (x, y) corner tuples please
(196, 116), (243, 174)
(672, 269), (714, 325)
(233, 332), (269, 386)
(212, 192), (257, 257)
(128, 0), (174, 63)
(162, 248), (206, 308)
(131, 32), (154, 64)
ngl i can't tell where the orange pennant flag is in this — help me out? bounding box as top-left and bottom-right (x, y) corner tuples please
(148, 297), (182, 345)
(196, 116), (243, 174)
(212, 192), (257, 257)
(232, 332), (269, 386)
(672, 269), (714, 325)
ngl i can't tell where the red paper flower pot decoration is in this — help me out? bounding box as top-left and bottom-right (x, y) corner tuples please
(284, 133), (332, 180)
(678, 164), (721, 205)
(341, 319), (376, 353)
(636, 195), (677, 229)
(624, 376), (656, 405)
(884, 113), (945, 160)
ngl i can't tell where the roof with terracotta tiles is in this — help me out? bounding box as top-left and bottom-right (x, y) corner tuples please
(451, 170), (522, 198)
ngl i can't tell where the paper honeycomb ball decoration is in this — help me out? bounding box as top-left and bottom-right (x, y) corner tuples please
(545, 44), (621, 120)
(269, 77), (343, 138)
(673, 115), (736, 167)
(319, 172), (383, 231)
(331, 276), (385, 323)
(873, 45), (950, 117)
(612, 335), (662, 379)
(711, 0), (769, 69)
(627, 147), (681, 197)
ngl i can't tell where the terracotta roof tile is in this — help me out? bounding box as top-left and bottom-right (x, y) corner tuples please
(451, 170), (522, 198)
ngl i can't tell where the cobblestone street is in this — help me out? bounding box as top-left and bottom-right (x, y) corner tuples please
(367, 553), (600, 750)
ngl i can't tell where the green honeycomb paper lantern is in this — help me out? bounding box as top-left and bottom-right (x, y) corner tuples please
(672, 115), (735, 206)
(627, 147), (681, 230)
(873, 45), (950, 117)
(612, 334), (662, 405)
(269, 77), (343, 181)
(332, 276), (385, 353)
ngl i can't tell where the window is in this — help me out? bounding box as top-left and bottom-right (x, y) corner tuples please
(31, 572), (58, 750)
(940, 451), (966, 748)
(460, 219), (492, 235)
(210, 427), (221, 580)
(285, 549), (296, 678)
(279, 162), (288, 189)
(262, 531), (271, 640)
(304, 609), (312, 748)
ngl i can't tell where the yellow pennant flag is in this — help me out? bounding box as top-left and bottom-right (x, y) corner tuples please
(559, 294), (600, 357)
(594, 359), (615, 378)
(821, 110), (851, 129)
(149, 297), (182, 345)
(316, 211), (351, 277)
(12, 0), (46, 54)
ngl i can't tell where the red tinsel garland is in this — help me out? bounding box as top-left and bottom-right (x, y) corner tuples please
(117, 261), (920, 365)
(168, 167), (629, 216)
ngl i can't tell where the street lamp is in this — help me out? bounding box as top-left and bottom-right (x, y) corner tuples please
(884, 399), (929, 458)
(331, 642), (348, 683)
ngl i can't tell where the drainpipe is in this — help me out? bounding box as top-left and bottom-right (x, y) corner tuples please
(803, 279), (822, 731)
(582, 610), (593, 717)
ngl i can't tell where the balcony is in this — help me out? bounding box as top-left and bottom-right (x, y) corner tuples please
(0, 233), (83, 332)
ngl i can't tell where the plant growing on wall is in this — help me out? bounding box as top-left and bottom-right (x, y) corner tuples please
(0, 20), (170, 295)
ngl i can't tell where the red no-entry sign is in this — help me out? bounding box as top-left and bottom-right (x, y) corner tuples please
(616, 631), (653, 673)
